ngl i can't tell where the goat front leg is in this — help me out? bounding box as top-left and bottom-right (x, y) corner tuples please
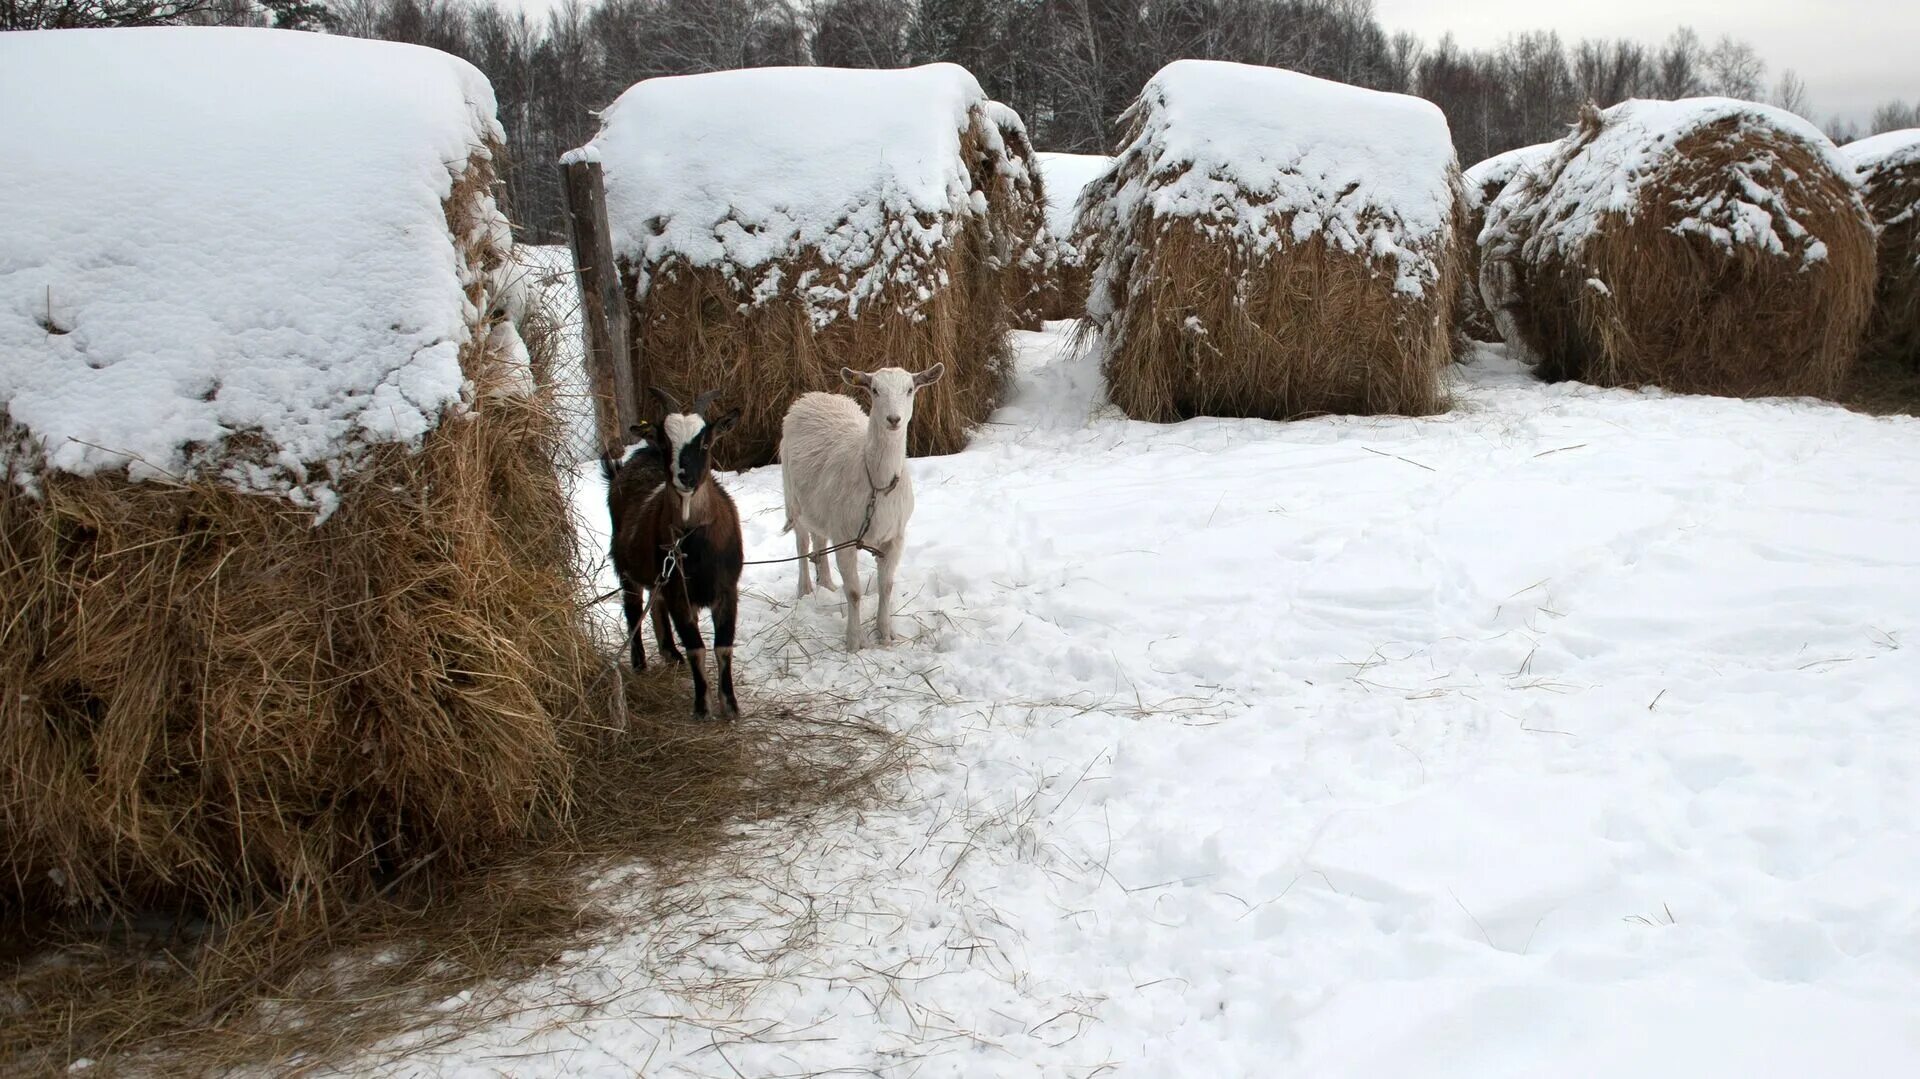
(619, 576), (647, 670)
(667, 601), (710, 718)
(875, 532), (904, 645)
(651, 593), (681, 665)
(835, 543), (863, 651)
(711, 590), (740, 718)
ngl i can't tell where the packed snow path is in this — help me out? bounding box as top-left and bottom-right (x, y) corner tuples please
(369, 329), (1920, 1076)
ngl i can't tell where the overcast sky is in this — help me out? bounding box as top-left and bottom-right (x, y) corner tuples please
(1373, 0), (1919, 127)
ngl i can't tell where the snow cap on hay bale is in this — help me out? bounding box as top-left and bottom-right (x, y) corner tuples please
(1035, 152), (1114, 320)
(0, 29), (604, 915)
(580, 64), (1021, 468)
(983, 101), (1051, 331)
(1459, 142), (1555, 341)
(1845, 129), (1920, 368)
(1481, 98), (1876, 396)
(1079, 60), (1465, 421)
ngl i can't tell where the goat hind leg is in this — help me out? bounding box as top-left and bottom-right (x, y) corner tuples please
(794, 530), (813, 599)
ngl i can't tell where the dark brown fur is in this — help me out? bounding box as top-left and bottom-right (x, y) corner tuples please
(605, 394), (744, 718)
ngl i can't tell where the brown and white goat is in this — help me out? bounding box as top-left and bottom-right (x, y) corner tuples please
(604, 388), (743, 719)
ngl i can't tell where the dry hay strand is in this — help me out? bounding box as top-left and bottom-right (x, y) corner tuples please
(0, 674), (905, 1077)
(626, 108), (1018, 471)
(1493, 106), (1876, 397)
(1854, 145), (1920, 372)
(1079, 152), (1462, 421)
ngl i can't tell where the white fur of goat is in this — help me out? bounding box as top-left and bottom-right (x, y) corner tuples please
(779, 364), (945, 651)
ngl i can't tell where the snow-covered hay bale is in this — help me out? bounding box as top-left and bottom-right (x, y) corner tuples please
(985, 101), (1051, 330)
(583, 64), (1023, 467)
(1845, 129), (1920, 369)
(0, 29), (604, 916)
(1482, 99), (1876, 396)
(1079, 61), (1464, 421)
(1460, 142), (1554, 341)
(1035, 152), (1114, 320)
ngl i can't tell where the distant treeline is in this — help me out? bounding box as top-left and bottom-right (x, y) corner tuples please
(8, 0), (1918, 242)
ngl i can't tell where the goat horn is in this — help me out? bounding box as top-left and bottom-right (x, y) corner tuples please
(649, 386), (682, 414)
(692, 389), (719, 416)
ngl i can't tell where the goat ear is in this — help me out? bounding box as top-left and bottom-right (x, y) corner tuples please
(913, 362), (946, 388)
(709, 407), (742, 435)
(649, 386), (682, 414)
(840, 367), (870, 389)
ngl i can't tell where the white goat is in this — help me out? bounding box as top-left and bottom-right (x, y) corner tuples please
(779, 364), (945, 651)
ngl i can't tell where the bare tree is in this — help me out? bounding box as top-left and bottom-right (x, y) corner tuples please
(1869, 99), (1920, 135)
(2, 0), (215, 27)
(1770, 68), (1809, 118)
(1704, 33), (1764, 100)
(807, 0), (909, 67)
(1573, 37), (1647, 109)
(1652, 26), (1704, 99)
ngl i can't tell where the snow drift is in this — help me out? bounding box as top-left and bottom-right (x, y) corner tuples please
(1079, 59), (1465, 421)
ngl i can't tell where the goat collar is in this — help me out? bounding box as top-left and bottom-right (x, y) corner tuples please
(865, 461), (900, 496)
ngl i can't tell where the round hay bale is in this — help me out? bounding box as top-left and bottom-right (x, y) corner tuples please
(1079, 60), (1464, 421)
(1844, 129), (1920, 369)
(984, 101), (1052, 331)
(1460, 142), (1555, 342)
(0, 30), (606, 916)
(1481, 99), (1876, 396)
(1034, 152), (1114, 321)
(581, 65), (1024, 469)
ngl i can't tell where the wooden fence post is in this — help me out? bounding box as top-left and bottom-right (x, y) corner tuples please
(559, 154), (639, 457)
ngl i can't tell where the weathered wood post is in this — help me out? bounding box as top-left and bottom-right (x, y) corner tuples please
(559, 151), (639, 456)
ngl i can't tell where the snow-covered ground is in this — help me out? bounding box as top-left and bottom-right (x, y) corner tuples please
(362, 327), (1920, 1076)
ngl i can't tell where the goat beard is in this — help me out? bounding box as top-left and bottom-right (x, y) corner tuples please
(678, 488), (693, 522)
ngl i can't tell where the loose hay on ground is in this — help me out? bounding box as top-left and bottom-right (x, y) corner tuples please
(1481, 99), (1877, 398)
(582, 65), (1025, 469)
(1078, 60), (1465, 421)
